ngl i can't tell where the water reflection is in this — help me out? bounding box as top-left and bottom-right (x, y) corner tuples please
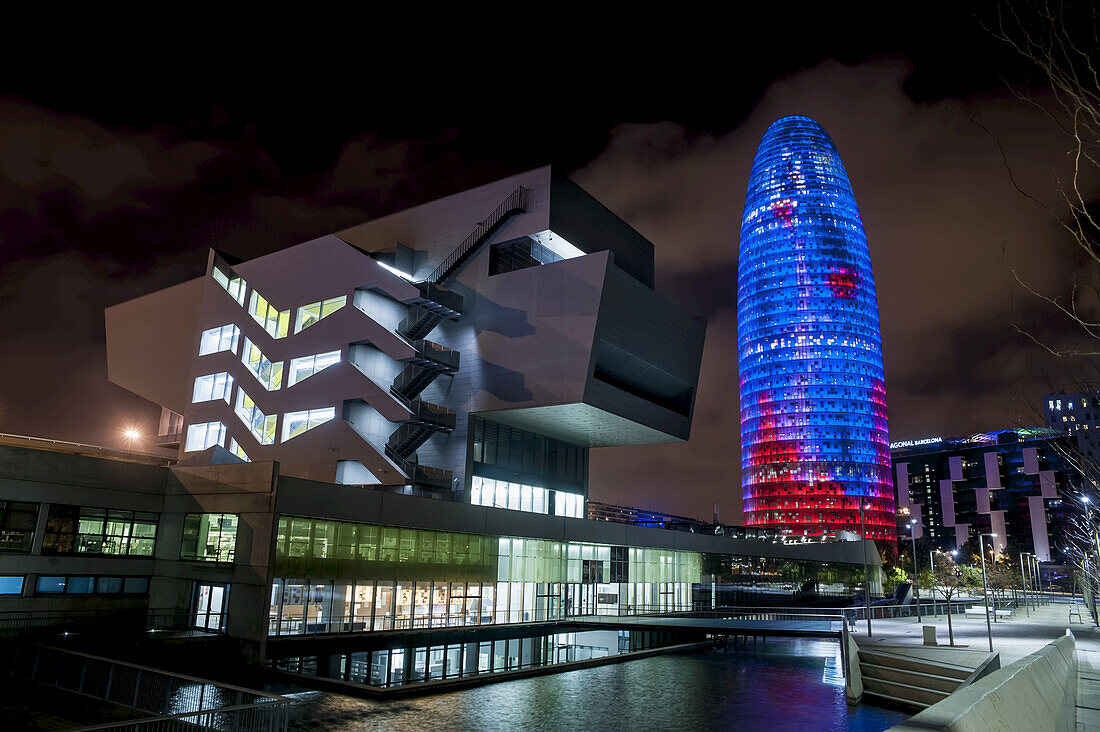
(271, 629), (678, 688)
(280, 638), (909, 731)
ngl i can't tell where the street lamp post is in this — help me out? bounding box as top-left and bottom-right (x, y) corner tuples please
(909, 519), (921, 622)
(1019, 552), (1029, 618)
(930, 549), (937, 618)
(860, 501), (872, 637)
(978, 533), (996, 652)
(1084, 497), (1097, 623)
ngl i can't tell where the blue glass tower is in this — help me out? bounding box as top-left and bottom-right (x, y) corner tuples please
(738, 116), (894, 539)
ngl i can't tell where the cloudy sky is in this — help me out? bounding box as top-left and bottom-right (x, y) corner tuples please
(0, 6), (1094, 521)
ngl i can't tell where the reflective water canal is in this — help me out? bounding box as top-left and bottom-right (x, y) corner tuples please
(278, 637), (910, 731)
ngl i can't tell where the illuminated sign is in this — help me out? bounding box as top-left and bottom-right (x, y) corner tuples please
(889, 437), (942, 449)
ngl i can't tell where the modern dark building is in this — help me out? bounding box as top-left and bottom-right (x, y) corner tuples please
(891, 429), (1077, 561)
(1042, 391), (1100, 460)
(738, 116), (893, 539)
(105, 167), (706, 520)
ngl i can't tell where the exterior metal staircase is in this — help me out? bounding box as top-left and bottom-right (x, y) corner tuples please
(390, 340), (459, 403)
(381, 187), (528, 490)
(424, 186), (529, 285)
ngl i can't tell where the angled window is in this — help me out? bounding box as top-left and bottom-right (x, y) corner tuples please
(199, 324), (241, 356)
(294, 295), (347, 333)
(234, 388), (277, 445)
(192, 372), (234, 404)
(241, 338), (283, 390)
(281, 407), (335, 442)
(185, 421), (226, 452)
(229, 439), (251, 462)
(212, 267), (246, 305)
(288, 350), (341, 387)
(249, 291), (290, 339)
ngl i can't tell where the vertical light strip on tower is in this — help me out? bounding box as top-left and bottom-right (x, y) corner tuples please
(738, 116), (894, 539)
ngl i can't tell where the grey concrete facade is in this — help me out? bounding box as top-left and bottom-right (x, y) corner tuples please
(105, 166), (705, 510)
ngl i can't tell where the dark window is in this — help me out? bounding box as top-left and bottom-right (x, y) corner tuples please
(488, 237), (564, 276)
(0, 501), (37, 552)
(42, 505), (158, 556)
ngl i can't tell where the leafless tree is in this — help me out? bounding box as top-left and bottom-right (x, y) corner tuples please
(931, 552), (978, 645)
(988, 0), (1100, 604)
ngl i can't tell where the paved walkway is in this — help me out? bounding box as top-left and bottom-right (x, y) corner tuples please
(848, 601), (1100, 729)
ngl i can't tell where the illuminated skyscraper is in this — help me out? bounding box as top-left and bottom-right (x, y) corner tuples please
(738, 116), (894, 539)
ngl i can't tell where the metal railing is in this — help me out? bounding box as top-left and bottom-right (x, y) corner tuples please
(71, 702), (290, 731)
(0, 608), (195, 638)
(425, 186), (529, 285)
(8, 645), (291, 731)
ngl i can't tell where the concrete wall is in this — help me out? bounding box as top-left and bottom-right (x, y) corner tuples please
(887, 633), (1077, 732)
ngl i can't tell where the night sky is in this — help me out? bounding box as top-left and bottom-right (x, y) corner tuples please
(1, 7), (1093, 522)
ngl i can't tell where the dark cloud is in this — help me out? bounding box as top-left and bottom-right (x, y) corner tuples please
(584, 60), (1097, 520)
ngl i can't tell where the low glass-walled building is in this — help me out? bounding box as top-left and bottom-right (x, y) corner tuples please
(268, 516), (700, 635)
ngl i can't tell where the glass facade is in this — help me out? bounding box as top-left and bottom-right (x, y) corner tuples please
(180, 513), (238, 563)
(268, 516), (699, 635)
(738, 116), (894, 539)
(469, 416), (587, 496)
(42, 505), (157, 556)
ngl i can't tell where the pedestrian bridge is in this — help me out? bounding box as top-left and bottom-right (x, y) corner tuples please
(567, 609), (846, 639)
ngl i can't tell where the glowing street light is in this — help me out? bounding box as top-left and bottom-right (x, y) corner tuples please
(978, 532), (996, 651)
(121, 427), (142, 450)
(908, 519), (921, 622)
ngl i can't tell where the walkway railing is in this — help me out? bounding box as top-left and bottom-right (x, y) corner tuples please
(7, 644), (291, 731)
(0, 608), (195, 638)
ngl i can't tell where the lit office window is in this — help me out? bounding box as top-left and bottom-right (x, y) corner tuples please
(185, 421), (226, 452)
(0, 576), (23, 595)
(229, 439), (251, 462)
(249, 291), (290, 339)
(470, 476), (549, 514)
(193, 372), (234, 404)
(295, 296), (347, 333)
(0, 501), (38, 552)
(199, 324), (241, 356)
(180, 513), (238, 562)
(554, 492), (584, 519)
(288, 351), (341, 387)
(241, 338), (283, 390)
(212, 267), (246, 305)
(235, 388), (277, 445)
(281, 407), (335, 442)
(42, 505), (158, 556)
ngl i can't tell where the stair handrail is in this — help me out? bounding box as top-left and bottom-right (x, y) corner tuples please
(424, 186), (529, 285)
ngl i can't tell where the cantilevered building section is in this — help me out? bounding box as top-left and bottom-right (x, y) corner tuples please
(106, 166), (705, 517)
(738, 116), (894, 540)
